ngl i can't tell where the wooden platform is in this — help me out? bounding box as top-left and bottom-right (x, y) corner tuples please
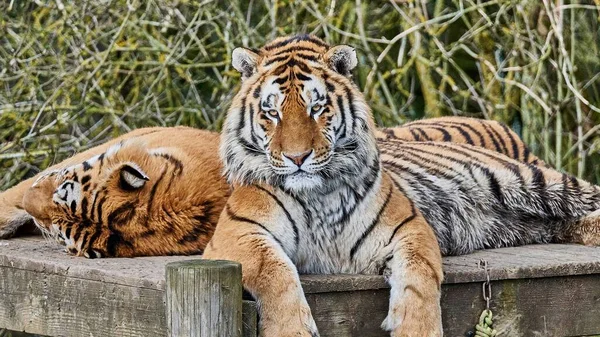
(1, 237), (600, 337)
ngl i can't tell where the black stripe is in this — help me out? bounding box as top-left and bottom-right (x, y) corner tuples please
(408, 128), (421, 141)
(480, 121), (502, 153)
(383, 144), (507, 204)
(97, 152), (105, 171)
(398, 141), (526, 185)
(80, 197), (88, 218)
(86, 230), (103, 254)
(498, 123), (520, 160)
(295, 72), (311, 81)
(263, 35), (328, 51)
(225, 205), (284, 248)
(82, 161), (92, 171)
(387, 205), (416, 245)
(529, 164), (550, 213)
(343, 87), (356, 133)
(107, 201), (137, 225)
(414, 127), (433, 141)
(95, 194), (107, 223)
(273, 75), (289, 85)
(146, 169), (167, 217)
(408, 120), (486, 146)
(335, 95), (347, 140)
(248, 105), (260, 145)
(350, 186), (393, 259)
(522, 146), (532, 163)
(295, 53), (319, 62)
(64, 226), (72, 240)
(264, 54), (291, 66)
(447, 125), (475, 144)
(72, 220), (90, 243)
(154, 153), (184, 175)
(429, 126), (452, 142)
(485, 122), (509, 154)
(253, 185), (299, 248)
(284, 190), (312, 228)
(382, 148), (467, 181)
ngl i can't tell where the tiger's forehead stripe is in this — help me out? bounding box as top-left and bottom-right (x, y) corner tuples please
(260, 36), (329, 67)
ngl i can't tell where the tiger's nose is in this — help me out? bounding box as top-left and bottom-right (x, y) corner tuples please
(283, 150), (313, 167)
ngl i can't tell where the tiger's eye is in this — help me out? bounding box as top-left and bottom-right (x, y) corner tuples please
(312, 104), (322, 113)
(265, 110), (279, 118)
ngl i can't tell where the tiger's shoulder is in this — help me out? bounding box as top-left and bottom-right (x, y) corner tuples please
(375, 116), (543, 166)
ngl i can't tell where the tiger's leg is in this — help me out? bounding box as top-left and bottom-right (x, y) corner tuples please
(203, 193), (318, 337)
(0, 178), (36, 239)
(382, 214), (443, 337)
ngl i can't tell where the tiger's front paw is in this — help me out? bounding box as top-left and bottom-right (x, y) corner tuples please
(382, 287), (443, 337)
(0, 209), (34, 239)
(260, 303), (319, 337)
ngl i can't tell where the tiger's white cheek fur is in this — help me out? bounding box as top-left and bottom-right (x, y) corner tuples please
(52, 180), (82, 207)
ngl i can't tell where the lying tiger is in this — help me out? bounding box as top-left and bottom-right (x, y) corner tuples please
(0, 116), (540, 257)
(200, 35), (600, 337)
(0, 127), (230, 257)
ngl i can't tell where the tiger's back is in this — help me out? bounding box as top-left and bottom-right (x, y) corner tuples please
(380, 138), (600, 255)
(376, 116), (543, 166)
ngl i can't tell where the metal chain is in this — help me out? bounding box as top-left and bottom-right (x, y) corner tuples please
(473, 259), (497, 337)
(479, 259), (492, 311)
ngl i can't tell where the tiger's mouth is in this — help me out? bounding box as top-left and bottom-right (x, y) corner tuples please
(32, 217), (66, 246)
(283, 171), (324, 191)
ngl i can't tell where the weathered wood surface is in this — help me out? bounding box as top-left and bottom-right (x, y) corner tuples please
(166, 260), (242, 337)
(1, 237), (600, 336)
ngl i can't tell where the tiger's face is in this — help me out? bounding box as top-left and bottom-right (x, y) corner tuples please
(222, 35), (378, 193)
(22, 138), (226, 258)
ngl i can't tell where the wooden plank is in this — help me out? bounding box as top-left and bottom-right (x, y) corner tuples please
(306, 274), (600, 337)
(165, 260), (242, 337)
(0, 263), (166, 337)
(1, 237), (600, 336)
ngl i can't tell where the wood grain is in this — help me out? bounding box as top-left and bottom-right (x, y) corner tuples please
(166, 260), (242, 337)
(1, 237), (600, 336)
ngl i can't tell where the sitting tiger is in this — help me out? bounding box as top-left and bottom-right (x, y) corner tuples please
(200, 35), (600, 337)
(0, 116), (541, 257)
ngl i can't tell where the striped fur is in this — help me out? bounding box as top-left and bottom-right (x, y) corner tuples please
(203, 35), (600, 337)
(376, 116), (544, 166)
(0, 118), (535, 254)
(0, 127), (229, 257)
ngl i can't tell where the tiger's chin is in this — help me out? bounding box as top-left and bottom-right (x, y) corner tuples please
(283, 172), (324, 192)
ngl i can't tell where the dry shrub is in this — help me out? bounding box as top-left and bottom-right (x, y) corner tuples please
(1, 0), (599, 189)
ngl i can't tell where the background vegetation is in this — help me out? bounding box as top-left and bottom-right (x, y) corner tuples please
(1, 0), (599, 193)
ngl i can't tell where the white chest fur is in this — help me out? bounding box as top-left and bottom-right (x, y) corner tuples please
(271, 178), (394, 275)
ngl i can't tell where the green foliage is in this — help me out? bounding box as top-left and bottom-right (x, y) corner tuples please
(0, 0), (599, 189)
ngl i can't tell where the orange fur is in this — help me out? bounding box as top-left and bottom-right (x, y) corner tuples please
(0, 118), (539, 249)
(1, 127), (230, 257)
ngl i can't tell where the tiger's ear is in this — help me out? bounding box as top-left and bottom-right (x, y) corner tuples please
(232, 47), (260, 80)
(324, 45), (358, 76)
(119, 163), (149, 191)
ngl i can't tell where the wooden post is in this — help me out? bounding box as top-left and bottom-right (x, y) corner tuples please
(166, 260), (242, 337)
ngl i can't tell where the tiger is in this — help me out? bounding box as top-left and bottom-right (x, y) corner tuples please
(375, 116), (544, 166)
(201, 34), (600, 337)
(0, 127), (230, 257)
(0, 117), (541, 256)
